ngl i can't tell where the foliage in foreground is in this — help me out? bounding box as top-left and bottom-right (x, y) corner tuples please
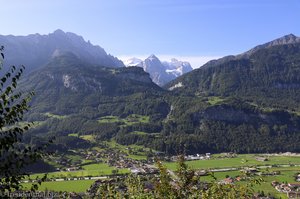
(0, 46), (46, 194)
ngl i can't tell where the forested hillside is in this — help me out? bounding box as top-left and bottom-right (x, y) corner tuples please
(166, 35), (300, 111)
(20, 34), (300, 155)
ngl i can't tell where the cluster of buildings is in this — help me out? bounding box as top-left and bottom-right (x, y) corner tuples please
(271, 181), (300, 198)
(129, 166), (159, 175)
(169, 153), (211, 161)
(106, 153), (159, 175)
(85, 150), (105, 161)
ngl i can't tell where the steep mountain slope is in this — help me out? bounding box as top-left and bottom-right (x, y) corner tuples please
(166, 34), (300, 110)
(21, 52), (162, 114)
(0, 29), (124, 72)
(125, 55), (192, 86)
(21, 52), (170, 152)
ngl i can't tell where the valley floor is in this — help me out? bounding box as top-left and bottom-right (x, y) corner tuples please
(22, 150), (300, 199)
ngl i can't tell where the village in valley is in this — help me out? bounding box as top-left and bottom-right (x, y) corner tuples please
(23, 141), (300, 199)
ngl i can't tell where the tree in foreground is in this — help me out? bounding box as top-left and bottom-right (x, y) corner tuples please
(0, 46), (43, 194)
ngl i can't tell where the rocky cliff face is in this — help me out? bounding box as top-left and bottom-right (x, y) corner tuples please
(22, 53), (159, 96)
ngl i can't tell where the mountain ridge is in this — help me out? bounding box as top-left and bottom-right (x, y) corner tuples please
(0, 29), (124, 72)
(166, 34), (300, 111)
(201, 34), (300, 69)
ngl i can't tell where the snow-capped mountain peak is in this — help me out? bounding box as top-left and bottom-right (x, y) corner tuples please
(147, 54), (159, 61)
(162, 58), (193, 76)
(123, 55), (193, 86)
(124, 57), (143, 67)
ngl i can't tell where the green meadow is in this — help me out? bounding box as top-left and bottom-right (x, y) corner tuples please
(98, 114), (150, 126)
(164, 154), (300, 170)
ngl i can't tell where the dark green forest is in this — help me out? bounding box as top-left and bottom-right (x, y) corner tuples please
(21, 43), (300, 155)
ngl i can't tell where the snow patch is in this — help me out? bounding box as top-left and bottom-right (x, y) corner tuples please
(168, 82), (183, 91)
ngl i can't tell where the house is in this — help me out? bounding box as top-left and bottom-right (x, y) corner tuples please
(288, 183), (300, 189)
(271, 181), (279, 187)
(220, 177), (234, 184)
(235, 176), (242, 181)
(130, 167), (145, 174)
(243, 168), (258, 174)
(287, 191), (300, 199)
(296, 174), (300, 182)
(66, 167), (79, 171)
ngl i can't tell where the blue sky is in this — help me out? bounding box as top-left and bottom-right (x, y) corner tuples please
(0, 0), (299, 68)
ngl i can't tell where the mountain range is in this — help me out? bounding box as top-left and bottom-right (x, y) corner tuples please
(0, 30), (191, 86)
(124, 55), (192, 86)
(0, 29), (124, 73)
(2, 31), (300, 155)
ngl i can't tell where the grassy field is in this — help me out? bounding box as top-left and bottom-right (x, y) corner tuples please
(45, 112), (68, 119)
(81, 163), (128, 175)
(103, 140), (151, 159)
(195, 167), (299, 199)
(252, 169), (299, 199)
(164, 154), (300, 170)
(22, 180), (95, 193)
(80, 134), (95, 142)
(163, 153), (300, 198)
(28, 163), (129, 179)
(207, 96), (226, 105)
(130, 131), (148, 135)
(22, 153), (299, 197)
(68, 134), (95, 142)
(68, 133), (79, 137)
(98, 115), (120, 123)
(200, 170), (241, 181)
(98, 114), (149, 126)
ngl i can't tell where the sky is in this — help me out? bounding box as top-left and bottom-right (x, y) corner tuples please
(0, 0), (299, 68)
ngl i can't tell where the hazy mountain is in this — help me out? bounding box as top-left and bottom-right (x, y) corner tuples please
(124, 55), (192, 86)
(0, 29), (124, 71)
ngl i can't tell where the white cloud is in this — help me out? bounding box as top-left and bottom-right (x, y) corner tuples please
(117, 54), (222, 69)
